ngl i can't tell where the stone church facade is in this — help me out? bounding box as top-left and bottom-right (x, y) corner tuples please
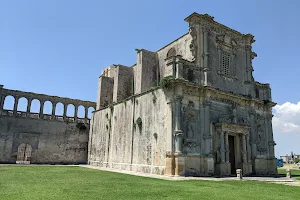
(89, 12), (277, 177)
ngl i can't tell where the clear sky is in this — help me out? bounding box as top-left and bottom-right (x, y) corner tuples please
(1, 0), (299, 156)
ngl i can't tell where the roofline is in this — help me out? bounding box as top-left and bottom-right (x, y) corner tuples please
(184, 12), (254, 40)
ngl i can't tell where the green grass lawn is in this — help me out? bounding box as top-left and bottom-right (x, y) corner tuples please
(0, 166), (299, 200)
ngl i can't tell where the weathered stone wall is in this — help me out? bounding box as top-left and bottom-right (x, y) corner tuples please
(134, 50), (159, 94)
(89, 89), (172, 175)
(113, 65), (133, 102)
(91, 13), (277, 177)
(97, 76), (114, 109)
(156, 33), (194, 79)
(0, 115), (89, 164)
(0, 86), (96, 164)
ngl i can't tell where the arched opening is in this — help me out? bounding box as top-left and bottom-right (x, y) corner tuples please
(88, 107), (95, 119)
(43, 101), (52, 114)
(67, 104), (75, 117)
(166, 47), (176, 58)
(78, 105), (85, 118)
(3, 96), (15, 110)
(30, 99), (40, 113)
(17, 143), (32, 162)
(17, 97), (28, 112)
(55, 102), (64, 116)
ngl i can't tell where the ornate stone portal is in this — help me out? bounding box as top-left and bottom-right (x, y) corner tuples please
(89, 12), (277, 177)
(215, 123), (252, 176)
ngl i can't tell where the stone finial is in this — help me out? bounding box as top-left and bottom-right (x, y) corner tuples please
(286, 169), (291, 178)
(236, 169), (242, 180)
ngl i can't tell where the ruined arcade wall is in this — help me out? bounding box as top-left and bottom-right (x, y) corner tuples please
(89, 89), (172, 175)
(0, 86), (96, 164)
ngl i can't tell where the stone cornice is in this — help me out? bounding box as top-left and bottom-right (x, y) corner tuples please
(174, 80), (276, 108)
(184, 12), (255, 43)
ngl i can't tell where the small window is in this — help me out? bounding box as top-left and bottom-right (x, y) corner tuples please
(166, 48), (176, 58)
(187, 69), (194, 82)
(255, 88), (260, 98)
(222, 52), (231, 76)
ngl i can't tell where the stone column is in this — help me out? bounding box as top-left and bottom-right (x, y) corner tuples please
(175, 56), (183, 80)
(39, 100), (44, 118)
(0, 95), (5, 112)
(63, 103), (67, 121)
(74, 105), (78, 121)
(242, 134), (247, 163)
(220, 131), (225, 163)
(225, 132), (229, 163)
(85, 107), (88, 119)
(249, 110), (257, 159)
(13, 96), (19, 115)
(174, 95), (183, 153)
(27, 99), (32, 113)
(246, 134), (251, 163)
(52, 102), (56, 119)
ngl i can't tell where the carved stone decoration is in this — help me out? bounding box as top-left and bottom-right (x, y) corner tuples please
(216, 34), (225, 43)
(237, 117), (250, 126)
(183, 139), (200, 153)
(256, 124), (267, 154)
(189, 25), (197, 61)
(182, 101), (198, 141)
(219, 114), (232, 124)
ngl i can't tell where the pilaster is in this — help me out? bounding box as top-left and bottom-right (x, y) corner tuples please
(39, 100), (44, 118)
(203, 99), (212, 156)
(225, 132), (229, 163)
(174, 95), (183, 153)
(13, 96), (19, 115)
(52, 102), (56, 118)
(27, 98), (32, 113)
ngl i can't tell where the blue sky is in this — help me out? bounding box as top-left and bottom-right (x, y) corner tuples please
(1, 0), (299, 156)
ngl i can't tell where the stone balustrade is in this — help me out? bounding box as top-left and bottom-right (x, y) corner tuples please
(0, 86), (96, 124)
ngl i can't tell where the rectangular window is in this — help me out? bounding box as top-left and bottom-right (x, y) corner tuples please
(222, 52), (231, 76)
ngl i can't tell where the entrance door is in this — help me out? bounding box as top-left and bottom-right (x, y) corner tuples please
(228, 135), (236, 175)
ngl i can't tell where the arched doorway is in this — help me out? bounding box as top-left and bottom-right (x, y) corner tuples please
(16, 143), (32, 164)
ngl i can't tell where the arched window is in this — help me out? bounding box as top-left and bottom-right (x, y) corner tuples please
(77, 105), (85, 118)
(3, 96), (15, 110)
(43, 101), (52, 114)
(67, 104), (75, 117)
(30, 99), (40, 113)
(17, 97), (28, 112)
(166, 47), (176, 58)
(55, 102), (64, 116)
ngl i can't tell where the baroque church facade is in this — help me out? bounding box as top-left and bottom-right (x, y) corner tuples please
(88, 12), (277, 176)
